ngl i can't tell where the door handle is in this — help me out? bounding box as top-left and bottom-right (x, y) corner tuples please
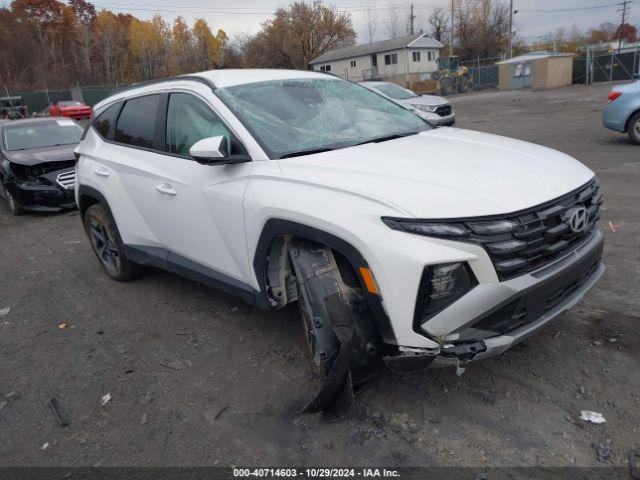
(94, 167), (110, 177)
(156, 183), (177, 196)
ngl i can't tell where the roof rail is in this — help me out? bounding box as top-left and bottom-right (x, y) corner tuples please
(113, 74), (217, 95)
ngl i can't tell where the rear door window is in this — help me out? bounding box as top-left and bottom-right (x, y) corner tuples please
(92, 102), (122, 139)
(114, 95), (160, 148)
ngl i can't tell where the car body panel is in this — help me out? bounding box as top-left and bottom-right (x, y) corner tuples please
(4, 144), (77, 166)
(603, 80), (640, 132)
(276, 128), (594, 219)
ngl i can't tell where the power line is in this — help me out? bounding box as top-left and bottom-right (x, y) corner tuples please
(518, 2), (628, 13)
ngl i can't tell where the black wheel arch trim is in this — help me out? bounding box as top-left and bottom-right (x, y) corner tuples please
(253, 218), (397, 345)
(77, 185), (111, 220)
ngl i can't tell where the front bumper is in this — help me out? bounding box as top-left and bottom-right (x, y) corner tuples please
(415, 110), (456, 127)
(384, 227), (604, 371)
(430, 114), (456, 127)
(6, 170), (77, 212)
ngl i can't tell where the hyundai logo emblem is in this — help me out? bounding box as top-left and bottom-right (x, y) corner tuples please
(565, 206), (589, 233)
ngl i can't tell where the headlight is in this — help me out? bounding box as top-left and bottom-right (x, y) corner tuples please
(412, 104), (438, 112)
(416, 262), (477, 323)
(382, 217), (519, 239)
(382, 218), (468, 237)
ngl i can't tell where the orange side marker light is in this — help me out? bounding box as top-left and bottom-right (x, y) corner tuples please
(359, 267), (379, 295)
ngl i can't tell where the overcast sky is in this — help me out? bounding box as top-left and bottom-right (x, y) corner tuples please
(3, 0), (638, 44)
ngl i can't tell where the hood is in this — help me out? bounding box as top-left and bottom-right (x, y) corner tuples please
(277, 128), (594, 219)
(407, 95), (450, 107)
(4, 144), (77, 166)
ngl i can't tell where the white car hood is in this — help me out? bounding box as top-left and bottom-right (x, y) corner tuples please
(277, 128), (594, 219)
(404, 95), (449, 107)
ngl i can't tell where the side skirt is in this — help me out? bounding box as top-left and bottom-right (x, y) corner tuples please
(123, 245), (261, 306)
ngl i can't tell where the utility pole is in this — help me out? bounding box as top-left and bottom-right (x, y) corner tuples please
(409, 4), (415, 35)
(509, 0), (514, 58)
(617, 0), (631, 52)
(450, 0), (454, 56)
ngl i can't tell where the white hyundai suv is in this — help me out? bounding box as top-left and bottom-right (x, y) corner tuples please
(75, 69), (604, 414)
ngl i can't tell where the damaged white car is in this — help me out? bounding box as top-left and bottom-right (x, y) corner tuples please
(75, 69), (604, 414)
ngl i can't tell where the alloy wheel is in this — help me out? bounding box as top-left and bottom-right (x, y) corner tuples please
(88, 217), (121, 276)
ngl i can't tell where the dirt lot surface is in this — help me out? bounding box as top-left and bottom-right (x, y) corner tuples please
(1, 83), (639, 468)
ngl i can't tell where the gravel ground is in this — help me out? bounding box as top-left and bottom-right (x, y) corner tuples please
(0, 83), (638, 468)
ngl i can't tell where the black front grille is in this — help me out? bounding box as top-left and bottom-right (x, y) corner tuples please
(435, 105), (452, 117)
(473, 180), (602, 280)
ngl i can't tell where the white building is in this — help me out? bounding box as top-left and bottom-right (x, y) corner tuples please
(309, 33), (444, 83)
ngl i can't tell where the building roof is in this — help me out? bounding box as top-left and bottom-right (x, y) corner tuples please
(309, 33), (444, 65)
(497, 52), (573, 64)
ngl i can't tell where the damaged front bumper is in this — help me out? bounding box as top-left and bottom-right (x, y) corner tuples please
(5, 169), (76, 212)
(383, 228), (605, 371)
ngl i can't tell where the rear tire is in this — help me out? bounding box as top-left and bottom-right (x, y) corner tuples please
(628, 112), (640, 145)
(83, 203), (142, 281)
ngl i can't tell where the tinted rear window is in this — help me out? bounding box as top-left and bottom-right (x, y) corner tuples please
(93, 102), (122, 139)
(114, 95), (159, 148)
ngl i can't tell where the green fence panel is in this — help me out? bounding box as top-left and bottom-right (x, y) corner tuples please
(10, 90), (71, 113)
(470, 65), (499, 89)
(80, 88), (119, 107)
(573, 57), (587, 84)
(591, 51), (639, 83)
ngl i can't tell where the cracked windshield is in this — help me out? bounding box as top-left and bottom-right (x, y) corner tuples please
(216, 78), (430, 158)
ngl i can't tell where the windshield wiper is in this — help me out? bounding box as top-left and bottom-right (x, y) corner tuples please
(353, 131), (419, 146)
(279, 147), (338, 159)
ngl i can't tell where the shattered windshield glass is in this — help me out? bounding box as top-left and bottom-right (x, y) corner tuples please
(215, 78), (430, 158)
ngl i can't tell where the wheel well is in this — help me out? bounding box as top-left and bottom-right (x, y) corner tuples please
(77, 186), (110, 220)
(78, 194), (99, 219)
(254, 219), (397, 345)
(263, 234), (361, 308)
(625, 108), (640, 132)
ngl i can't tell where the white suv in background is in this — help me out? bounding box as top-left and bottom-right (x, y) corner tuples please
(360, 81), (455, 127)
(75, 69), (604, 414)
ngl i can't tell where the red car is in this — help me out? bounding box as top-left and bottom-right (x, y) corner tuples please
(49, 100), (93, 120)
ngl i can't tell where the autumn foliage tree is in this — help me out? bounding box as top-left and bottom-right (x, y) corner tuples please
(0, 0), (227, 89)
(242, 1), (356, 69)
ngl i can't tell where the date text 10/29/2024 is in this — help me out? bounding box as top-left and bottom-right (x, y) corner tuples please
(233, 468), (401, 478)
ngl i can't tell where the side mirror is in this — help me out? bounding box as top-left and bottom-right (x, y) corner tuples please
(189, 135), (228, 160)
(188, 136), (252, 165)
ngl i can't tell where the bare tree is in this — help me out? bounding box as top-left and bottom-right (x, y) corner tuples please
(428, 6), (448, 42)
(385, 6), (401, 38)
(364, 4), (378, 43)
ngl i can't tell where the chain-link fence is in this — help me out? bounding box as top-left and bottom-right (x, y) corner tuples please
(469, 65), (499, 90)
(574, 45), (640, 84)
(590, 49), (639, 83)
